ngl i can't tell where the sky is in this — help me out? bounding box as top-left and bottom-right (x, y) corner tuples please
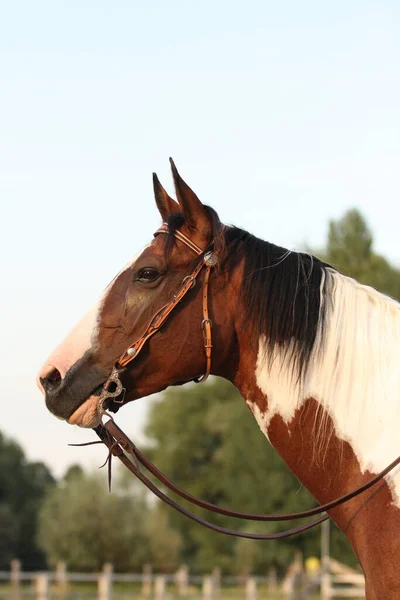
(1, 1), (400, 477)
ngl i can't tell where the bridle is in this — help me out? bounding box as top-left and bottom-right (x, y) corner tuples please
(118, 223), (215, 381)
(73, 223), (400, 539)
(96, 222), (216, 413)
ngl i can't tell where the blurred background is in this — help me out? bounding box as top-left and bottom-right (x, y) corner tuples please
(1, 1), (399, 598)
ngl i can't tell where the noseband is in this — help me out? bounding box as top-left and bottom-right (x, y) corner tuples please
(98, 223), (216, 412)
(77, 224), (400, 540)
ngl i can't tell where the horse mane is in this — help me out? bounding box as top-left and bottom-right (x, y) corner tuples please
(166, 208), (330, 383)
(222, 226), (330, 381)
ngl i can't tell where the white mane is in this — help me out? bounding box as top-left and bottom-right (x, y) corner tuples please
(252, 269), (400, 502)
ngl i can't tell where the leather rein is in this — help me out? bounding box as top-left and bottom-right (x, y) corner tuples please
(74, 223), (400, 539)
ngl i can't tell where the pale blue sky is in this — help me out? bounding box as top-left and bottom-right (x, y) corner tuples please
(1, 1), (400, 476)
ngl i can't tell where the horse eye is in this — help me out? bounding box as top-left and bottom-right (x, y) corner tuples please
(137, 267), (160, 282)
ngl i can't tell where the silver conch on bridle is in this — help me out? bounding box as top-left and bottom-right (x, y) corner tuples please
(204, 251), (218, 267)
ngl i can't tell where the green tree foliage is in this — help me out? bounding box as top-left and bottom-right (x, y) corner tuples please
(0, 504), (19, 565)
(0, 432), (54, 569)
(38, 471), (149, 571)
(144, 378), (356, 574)
(145, 505), (182, 571)
(38, 469), (183, 572)
(63, 464), (85, 483)
(322, 209), (400, 300)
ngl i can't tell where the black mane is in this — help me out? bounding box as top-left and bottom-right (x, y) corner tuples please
(166, 209), (331, 381)
(224, 226), (330, 380)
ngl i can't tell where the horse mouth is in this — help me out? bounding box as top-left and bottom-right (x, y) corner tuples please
(43, 361), (126, 428)
(67, 384), (104, 428)
(68, 392), (104, 428)
(67, 382), (125, 429)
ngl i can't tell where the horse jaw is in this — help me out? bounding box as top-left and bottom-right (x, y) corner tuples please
(67, 394), (103, 428)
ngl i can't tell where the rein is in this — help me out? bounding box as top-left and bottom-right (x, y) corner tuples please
(83, 417), (400, 539)
(77, 223), (400, 539)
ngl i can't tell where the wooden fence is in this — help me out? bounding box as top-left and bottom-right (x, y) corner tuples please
(0, 556), (365, 600)
(1, 560), (298, 600)
(1, 561), (280, 600)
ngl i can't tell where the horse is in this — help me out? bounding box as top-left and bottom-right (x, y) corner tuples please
(37, 159), (400, 599)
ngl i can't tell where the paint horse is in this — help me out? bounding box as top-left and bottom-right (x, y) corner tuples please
(37, 160), (400, 599)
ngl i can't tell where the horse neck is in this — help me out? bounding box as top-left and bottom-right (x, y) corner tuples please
(227, 266), (400, 587)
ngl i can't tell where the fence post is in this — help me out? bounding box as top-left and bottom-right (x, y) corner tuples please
(203, 575), (215, 600)
(282, 552), (304, 600)
(266, 567), (278, 593)
(212, 567), (221, 597)
(154, 575), (166, 600)
(98, 572), (112, 600)
(142, 563), (152, 597)
(321, 519), (331, 600)
(246, 577), (257, 600)
(175, 564), (189, 596)
(35, 573), (49, 600)
(10, 559), (21, 600)
(55, 561), (68, 595)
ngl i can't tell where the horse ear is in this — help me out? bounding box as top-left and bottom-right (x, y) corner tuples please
(153, 173), (180, 221)
(169, 158), (210, 235)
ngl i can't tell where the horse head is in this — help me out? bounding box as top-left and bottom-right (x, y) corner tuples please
(37, 159), (236, 427)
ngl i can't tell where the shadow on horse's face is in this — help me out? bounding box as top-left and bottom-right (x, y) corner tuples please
(37, 160), (233, 427)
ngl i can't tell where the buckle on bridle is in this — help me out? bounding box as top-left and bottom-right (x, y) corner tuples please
(202, 318), (212, 330)
(182, 275), (196, 289)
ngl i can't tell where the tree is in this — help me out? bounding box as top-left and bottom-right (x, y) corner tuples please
(322, 209), (400, 300)
(326, 209), (373, 277)
(145, 505), (182, 572)
(63, 464), (85, 483)
(0, 504), (19, 565)
(38, 471), (151, 571)
(0, 432), (54, 569)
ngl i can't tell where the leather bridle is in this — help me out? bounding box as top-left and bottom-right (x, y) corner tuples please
(96, 223), (215, 412)
(118, 223), (215, 382)
(74, 224), (400, 539)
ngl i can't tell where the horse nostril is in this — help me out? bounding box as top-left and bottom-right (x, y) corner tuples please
(40, 367), (62, 394)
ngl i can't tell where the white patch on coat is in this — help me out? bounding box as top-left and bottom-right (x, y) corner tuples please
(246, 399), (271, 442)
(253, 269), (400, 504)
(37, 244), (150, 386)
